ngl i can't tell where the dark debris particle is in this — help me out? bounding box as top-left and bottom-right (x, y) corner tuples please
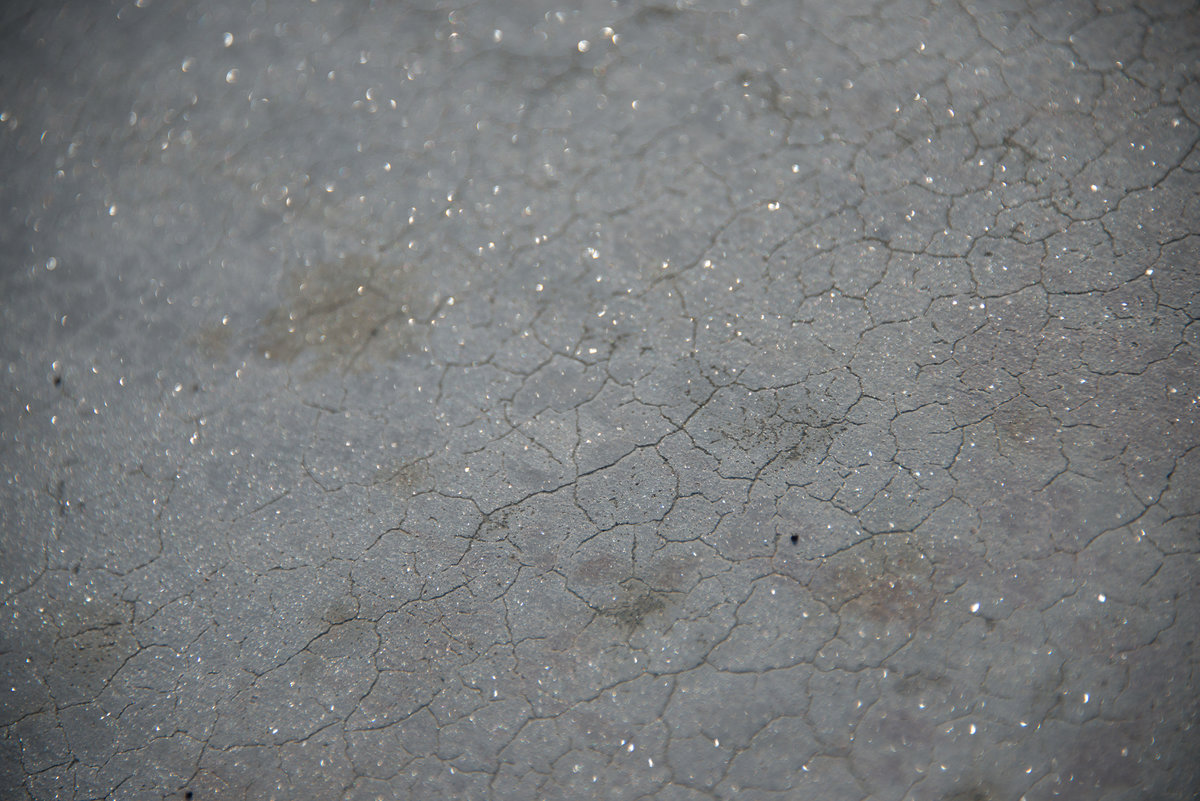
(790, 534), (799, 544)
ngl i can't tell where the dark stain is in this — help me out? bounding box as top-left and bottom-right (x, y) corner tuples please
(854, 574), (933, 627)
(572, 554), (629, 586)
(481, 510), (511, 538)
(643, 554), (701, 594)
(783, 423), (842, 466)
(375, 459), (434, 497)
(993, 398), (1055, 448)
(599, 582), (671, 633)
(321, 595), (359, 626)
(807, 537), (935, 627)
(190, 318), (233, 363)
(256, 251), (437, 374)
(48, 477), (68, 517)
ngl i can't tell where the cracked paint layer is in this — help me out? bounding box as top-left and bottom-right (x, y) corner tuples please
(1, 0), (1198, 799)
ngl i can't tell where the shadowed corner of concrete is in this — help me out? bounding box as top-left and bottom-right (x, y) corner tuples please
(1, 0), (1198, 799)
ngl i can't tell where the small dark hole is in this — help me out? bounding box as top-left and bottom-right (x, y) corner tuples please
(53, 375), (62, 386)
(186, 792), (194, 800)
(790, 534), (799, 544)
(191, 383), (200, 392)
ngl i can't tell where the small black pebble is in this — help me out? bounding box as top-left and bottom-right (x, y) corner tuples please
(186, 792), (194, 800)
(790, 534), (799, 544)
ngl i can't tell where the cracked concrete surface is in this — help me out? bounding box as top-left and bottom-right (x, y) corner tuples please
(1, 0), (1198, 798)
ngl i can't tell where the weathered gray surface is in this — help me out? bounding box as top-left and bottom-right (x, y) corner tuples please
(2, 0), (1198, 798)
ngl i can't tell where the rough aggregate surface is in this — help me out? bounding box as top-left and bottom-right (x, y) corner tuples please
(1, 0), (1198, 799)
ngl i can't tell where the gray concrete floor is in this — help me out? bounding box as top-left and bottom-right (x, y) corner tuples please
(2, 0), (1198, 799)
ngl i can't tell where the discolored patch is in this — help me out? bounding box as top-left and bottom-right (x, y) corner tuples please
(600, 584), (672, 633)
(320, 595), (359, 626)
(807, 537), (936, 627)
(374, 459), (435, 497)
(256, 251), (439, 374)
(190, 318), (234, 363)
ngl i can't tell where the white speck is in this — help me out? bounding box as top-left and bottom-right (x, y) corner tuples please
(1090, 184), (1098, 192)
(225, 69), (239, 84)
(223, 32), (234, 47)
(714, 738), (720, 747)
(493, 29), (503, 43)
(969, 723), (976, 734)
(970, 602), (980, 613)
(1083, 692), (1090, 703)
(578, 40), (590, 53)
(181, 57), (195, 72)
(45, 257), (57, 271)
(1098, 593), (1106, 603)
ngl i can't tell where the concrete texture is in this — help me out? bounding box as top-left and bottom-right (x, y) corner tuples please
(2, 0), (1198, 798)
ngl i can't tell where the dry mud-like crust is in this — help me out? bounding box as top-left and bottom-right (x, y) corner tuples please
(1, 1), (1197, 800)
